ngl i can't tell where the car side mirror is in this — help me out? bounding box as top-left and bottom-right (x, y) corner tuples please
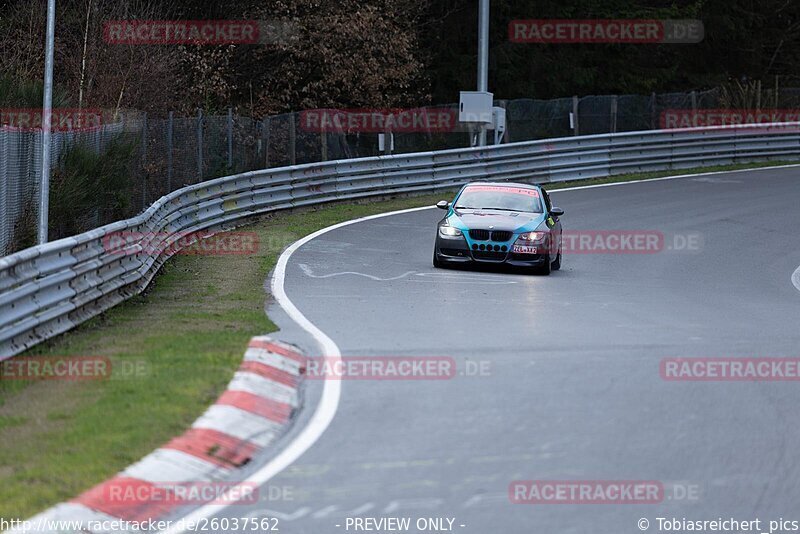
(436, 200), (449, 210)
(550, 207), (564, 217)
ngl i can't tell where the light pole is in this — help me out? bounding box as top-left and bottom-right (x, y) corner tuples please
(38, 0), (56, 244)
(476, 0), (490, 146)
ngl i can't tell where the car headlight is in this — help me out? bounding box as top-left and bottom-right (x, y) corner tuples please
(518, 231), (546, 242)
(439, 225), (463, 237)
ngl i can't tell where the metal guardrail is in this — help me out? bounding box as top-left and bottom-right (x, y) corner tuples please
(2, 122), (799, 358)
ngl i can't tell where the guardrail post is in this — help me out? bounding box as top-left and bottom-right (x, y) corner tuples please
(756, 80), (761, 111)
(141, 112), (147, 209)
(197, 109), (203, 182)
(166, 111), (173, 192)
(0, 131), (7, 255)
(610, 96), (618, 133)
(263, 117), (270, 168)
(497, 99), (509, 142)
(383, 128), (393, 156)
(572, 96), (579, 135)
(227, 107), (234, 170)
(289, 114), (296, 165)
(650, 92), (656, 129)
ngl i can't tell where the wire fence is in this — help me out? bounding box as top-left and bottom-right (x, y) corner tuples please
(0, 120), (126, 255)
(5, 85), (800, 256)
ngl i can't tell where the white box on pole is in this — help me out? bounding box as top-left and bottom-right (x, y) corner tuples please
(459, 91), (494, 124)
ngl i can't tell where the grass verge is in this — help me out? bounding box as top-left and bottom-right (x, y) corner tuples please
(0, 159), (794, 518)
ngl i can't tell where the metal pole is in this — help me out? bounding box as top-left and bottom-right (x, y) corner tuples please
(263, 117), (270, 168)
(572, 96), (580, 135)
(756, 81), (761, 111)
(1, 132), (8, 254)
(650, 92), (656, 129)
(141, 112), (147, 209)
(610, 96), (618, 133)
(38, 0), (56, 244)
(477, 0), (490, 146)
(289, 114), (296, 165)
(196, 109), (203, 182)
(166, 111), (173, 192)
(227, 107), (233, 170)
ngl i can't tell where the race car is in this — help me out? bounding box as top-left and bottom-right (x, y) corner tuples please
(433, 181), (564, 275)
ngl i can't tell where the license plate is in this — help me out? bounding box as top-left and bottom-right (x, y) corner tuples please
(512, 245), (537, 254)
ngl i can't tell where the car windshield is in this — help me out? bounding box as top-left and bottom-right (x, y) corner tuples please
(455, 185), (543, 213)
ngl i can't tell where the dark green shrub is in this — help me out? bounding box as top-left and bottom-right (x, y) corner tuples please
(49, 136), (137, 239)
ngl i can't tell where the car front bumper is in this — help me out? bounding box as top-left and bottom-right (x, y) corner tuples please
(435, 235), (549, 267)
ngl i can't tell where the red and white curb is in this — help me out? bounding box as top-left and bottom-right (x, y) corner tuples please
(9, 336), (305, 533)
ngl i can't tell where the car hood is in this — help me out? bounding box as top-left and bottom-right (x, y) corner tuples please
(449, 209), (545, 232)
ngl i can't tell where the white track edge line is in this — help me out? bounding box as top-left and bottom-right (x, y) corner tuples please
(792, 265), (800, 294)
(160, 206), (431, 533)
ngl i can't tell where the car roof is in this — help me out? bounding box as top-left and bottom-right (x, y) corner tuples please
(463, 181), (542, 190)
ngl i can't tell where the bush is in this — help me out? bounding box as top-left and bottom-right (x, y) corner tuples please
(48, 136), (137, 239)
(0, 75), (69, 108)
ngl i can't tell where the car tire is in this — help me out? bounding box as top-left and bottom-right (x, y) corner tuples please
(535, 254), (552, 275)
(552, 246), (562, 271)
(433, 250), (444, 268)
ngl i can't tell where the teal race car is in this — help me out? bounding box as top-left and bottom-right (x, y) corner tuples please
(433, 182), (564, 275)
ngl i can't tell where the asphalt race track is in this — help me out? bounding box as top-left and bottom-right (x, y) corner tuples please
(218, 167), (800, 533)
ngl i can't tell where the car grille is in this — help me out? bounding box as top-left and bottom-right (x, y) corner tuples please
(472, 250), (507, 261)
(468, 229), (512, 241)
(469, 229), (490, 240)
(491, 231), (512, 242)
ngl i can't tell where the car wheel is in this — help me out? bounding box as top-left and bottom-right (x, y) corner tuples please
(552, 246), (562, 271)
(535, 254), (552, 275)
(433, 250), (444, 268)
